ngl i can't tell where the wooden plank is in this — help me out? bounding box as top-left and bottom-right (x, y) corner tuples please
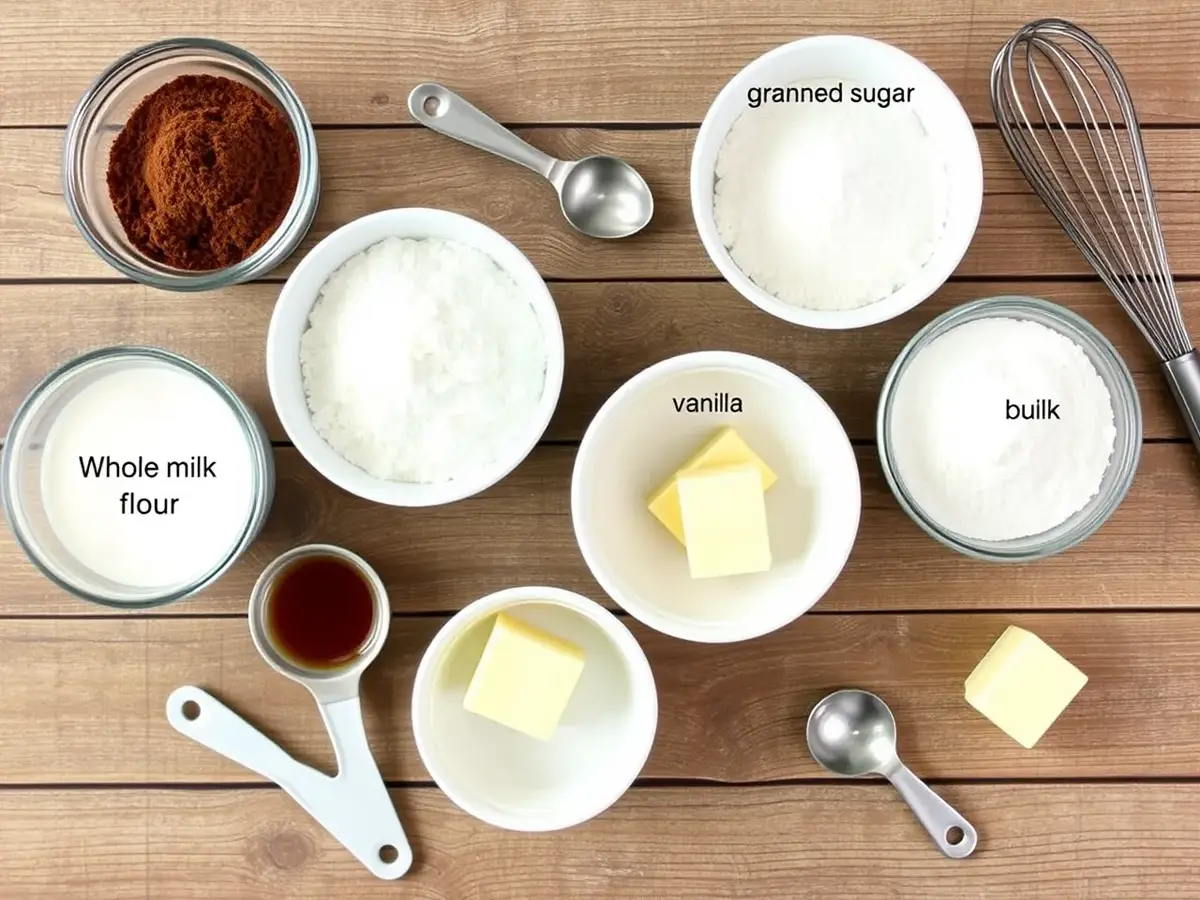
(0, 785), (1196, 897)
(7, 128), (1200, 280)
(0, 613), (1193, 784)
(3, 0), (1200, 126)
(0, 444), (1196, 616)
(0, 279), (1180, 444)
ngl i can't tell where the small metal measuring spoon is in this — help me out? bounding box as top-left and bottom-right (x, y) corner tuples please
(407, 82), (654, 239)
(806, 689), (978, 859)
(166, 544), (411, 880)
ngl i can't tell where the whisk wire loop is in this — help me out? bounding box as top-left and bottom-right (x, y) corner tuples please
(991, 18), (1192, 361)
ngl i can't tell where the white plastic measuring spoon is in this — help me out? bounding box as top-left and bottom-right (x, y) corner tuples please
(166, 545), (412, 879)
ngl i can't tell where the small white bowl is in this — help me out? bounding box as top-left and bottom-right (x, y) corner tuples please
(267, 208), (565, 506)
(690, 35), (983, 330)
(572, 351), (861, 643)
(411, 586), (657, 832)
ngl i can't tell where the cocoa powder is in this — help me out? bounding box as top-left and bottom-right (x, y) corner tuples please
(107, 74), (300, 271)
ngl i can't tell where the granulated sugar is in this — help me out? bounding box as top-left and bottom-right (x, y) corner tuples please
(300, 237), (548, 484)
(714, 79), (949, 311)
(888, 317), (1116, 541)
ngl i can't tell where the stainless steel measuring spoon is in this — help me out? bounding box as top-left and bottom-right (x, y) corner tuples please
(166, 544), (411, 880)
(806, 689), (977, 859)
(407, 82), (654, 239)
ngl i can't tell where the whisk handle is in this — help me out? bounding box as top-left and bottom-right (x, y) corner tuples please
(1163, 351), (1200, 457)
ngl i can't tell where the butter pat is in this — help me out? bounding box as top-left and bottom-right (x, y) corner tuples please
(677, 463), (772, 578)
(965, 625), (1087, 749)
(463, 613), (586, 740)
(647, 427), (777, 544)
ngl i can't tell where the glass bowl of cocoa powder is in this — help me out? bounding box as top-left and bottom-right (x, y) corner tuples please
(63, 37), (319, 290)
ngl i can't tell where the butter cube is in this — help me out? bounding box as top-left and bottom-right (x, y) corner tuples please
(677, 464), (772, 578)
(463, 613), (586, 740)
(965, 626), (1087, 749)
(647, 427), (777, 544)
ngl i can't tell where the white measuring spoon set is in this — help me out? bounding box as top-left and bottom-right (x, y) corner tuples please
(166, 545), (412, 880)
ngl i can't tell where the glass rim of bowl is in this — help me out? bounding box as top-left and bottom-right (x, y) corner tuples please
(1, 346), (274, 608)
(61, 36), (320, 291)
(875, 294), (1143, 563)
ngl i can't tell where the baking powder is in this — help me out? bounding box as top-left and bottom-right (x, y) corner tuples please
(888, 317), (1116, 541)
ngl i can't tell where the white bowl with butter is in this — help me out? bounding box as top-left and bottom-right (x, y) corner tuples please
(411, 585), (657, 832)
(572, 351), (861, 643)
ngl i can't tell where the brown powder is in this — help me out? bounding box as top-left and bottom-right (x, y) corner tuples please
(106, 74), (300, 271)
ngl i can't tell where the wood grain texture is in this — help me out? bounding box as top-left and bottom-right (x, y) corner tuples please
(3, 0), (1200, 126)
(7, 128), (1200, 279)
(3, 1), (1199, 893)
(0, 613), (1192, 784)
(0, 444), (1196, 617)
(0, 279), (1181, 443)
(0, 785), (1196, 898)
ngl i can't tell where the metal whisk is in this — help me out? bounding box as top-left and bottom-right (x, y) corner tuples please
(991, 18), (1200, 455)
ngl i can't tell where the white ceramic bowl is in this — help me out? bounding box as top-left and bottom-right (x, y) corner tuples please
(411, 586), (657, 832)
(572, 351), (861, 642)
(690, 35), (983, 329)
(267, 208), (565, 506)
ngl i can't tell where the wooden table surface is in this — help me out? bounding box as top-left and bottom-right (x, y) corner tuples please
(3, 0), (1200, 897)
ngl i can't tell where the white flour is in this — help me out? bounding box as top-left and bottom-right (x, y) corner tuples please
(888, 317), (1116, 541)
(300, 237), (548, 484)
(714, 79), (949, 310)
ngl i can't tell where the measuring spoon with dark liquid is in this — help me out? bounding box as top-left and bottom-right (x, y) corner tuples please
(266, 552), (376, 670)
(167, 544), (411, 879)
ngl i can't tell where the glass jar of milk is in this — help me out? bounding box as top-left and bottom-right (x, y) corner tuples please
(2, 347), (274, 607)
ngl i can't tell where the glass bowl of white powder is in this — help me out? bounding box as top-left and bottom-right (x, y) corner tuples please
(877, 296), (1142, 562)
(2, 347), (274, 607)
(691, 35), (982, 329)
(268, 208), (563, 506)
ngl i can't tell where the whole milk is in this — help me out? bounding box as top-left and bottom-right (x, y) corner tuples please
(41, 364), (255, 588)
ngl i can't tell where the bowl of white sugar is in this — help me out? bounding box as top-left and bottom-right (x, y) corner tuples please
(2, 347), (274, 607)
(268, 208), (564, 506)
(877, 296), (1142, 562)
(691, 35), (982, 329)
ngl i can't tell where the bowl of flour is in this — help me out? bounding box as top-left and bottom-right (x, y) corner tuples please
(691, 35), (982, 329)
(268, 208), (564, 506)
(877, 296), (1142, 561)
